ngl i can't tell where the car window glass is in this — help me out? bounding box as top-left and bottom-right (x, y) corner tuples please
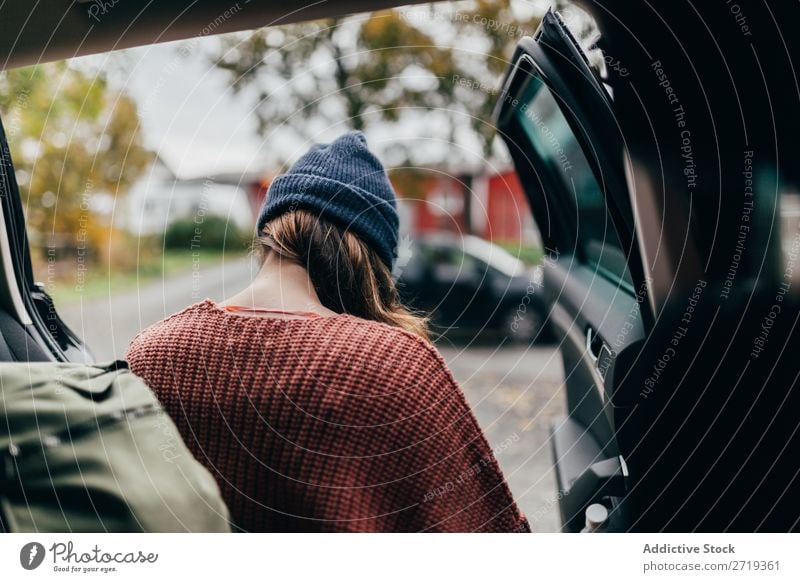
(463, 236), (525, 277)
(516, 75), (632, 286)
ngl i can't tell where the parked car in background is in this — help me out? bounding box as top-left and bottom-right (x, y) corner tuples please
(397, 234), (549, 343)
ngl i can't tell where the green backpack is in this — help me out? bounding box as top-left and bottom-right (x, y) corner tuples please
(0, 360), (230, 532)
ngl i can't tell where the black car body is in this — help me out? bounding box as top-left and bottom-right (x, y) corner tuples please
(396, 234), (549, 342)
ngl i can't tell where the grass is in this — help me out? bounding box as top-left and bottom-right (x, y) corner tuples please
(46, 249), (245, 304)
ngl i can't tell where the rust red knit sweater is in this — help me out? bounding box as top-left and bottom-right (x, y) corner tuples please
(126, 299), (530, 533)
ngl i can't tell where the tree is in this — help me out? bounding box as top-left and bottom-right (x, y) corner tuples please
(212, 1), (541, 170)
(0, 61), (151, 261)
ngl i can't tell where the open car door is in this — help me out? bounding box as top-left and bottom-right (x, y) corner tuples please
(494, 10), (649, 532)
(0, 118), (87, 362)
(497, 6), (800, 533)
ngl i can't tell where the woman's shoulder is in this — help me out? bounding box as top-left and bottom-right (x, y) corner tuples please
(321, 315), (446, 367)
(127, 301), (454, 393)
(126, 300), (224, 361)
(314, 316), (461, 403)
(128, 300), (208, 340)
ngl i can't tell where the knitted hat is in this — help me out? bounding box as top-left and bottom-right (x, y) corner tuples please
(256, 131), (399, 268)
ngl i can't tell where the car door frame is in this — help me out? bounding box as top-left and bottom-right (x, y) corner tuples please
(495, 12), (647, 297)
(494, 10), (653, 531)
(0, 116), (88, 362)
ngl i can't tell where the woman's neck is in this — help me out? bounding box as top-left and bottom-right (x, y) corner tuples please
(220, 252), (338, 317)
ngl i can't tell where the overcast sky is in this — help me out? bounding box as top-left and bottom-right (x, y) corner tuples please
(72, 1), (556, 179)
(76, 38), (269, 179)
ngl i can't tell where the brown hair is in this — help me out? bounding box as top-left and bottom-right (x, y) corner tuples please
(256, 210), (428, 339)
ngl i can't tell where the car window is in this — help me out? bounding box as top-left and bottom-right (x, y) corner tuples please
(462, 237), (526, 277)
(516, 75), (632, 286)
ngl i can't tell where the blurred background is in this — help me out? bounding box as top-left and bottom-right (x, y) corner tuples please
(0, 0), (600, 531)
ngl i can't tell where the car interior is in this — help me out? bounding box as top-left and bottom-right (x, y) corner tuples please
(1, 0), (799, 532)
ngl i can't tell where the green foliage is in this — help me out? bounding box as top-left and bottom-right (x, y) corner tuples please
(212, 2), (541, 167)
(0, 61), (151, 255)
(163, 215), (250, 252)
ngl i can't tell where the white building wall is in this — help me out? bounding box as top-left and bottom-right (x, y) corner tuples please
(123, 160), (253, 236)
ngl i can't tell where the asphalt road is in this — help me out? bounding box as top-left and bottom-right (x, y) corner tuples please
(438, 342), (565, 532)
(58, 257), (566, 532)
(58, 256), (259, 362)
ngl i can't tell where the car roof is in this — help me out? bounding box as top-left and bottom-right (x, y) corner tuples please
(0, 0), (430, 71)
(416, 233), (527, 277)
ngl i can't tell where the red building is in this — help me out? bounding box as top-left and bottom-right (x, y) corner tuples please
(395, 168), (537, 246)
(244, 168), (537, 246)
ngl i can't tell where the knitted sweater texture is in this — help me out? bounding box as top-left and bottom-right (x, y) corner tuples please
(126, 299), (530, 533)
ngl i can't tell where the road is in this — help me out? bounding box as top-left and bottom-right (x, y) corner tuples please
(439, 343), (565, 532)
(58, 257), (566, 531)
(58, 256), (259, 362)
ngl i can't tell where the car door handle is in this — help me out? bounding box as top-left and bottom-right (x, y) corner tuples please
(587, 327), (614, 383)
(586, 326), (600, 362)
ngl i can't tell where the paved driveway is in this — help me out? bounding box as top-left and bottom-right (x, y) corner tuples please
(58, 257), (566, 531)
(438, 343), (565, 532)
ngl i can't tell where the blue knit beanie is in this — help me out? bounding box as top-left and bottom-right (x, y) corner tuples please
(256, 131), (399, 268)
